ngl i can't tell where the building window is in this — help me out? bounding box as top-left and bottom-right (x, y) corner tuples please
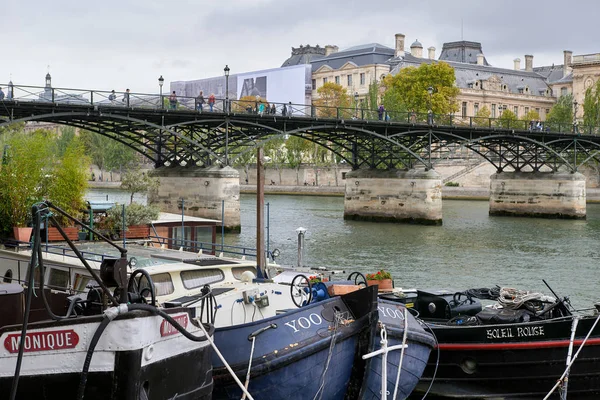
(514, 106), (519, 117)
(335, 76), (340, 85)
(360, 73), (366, 85)
(461, 102), (467, 117)
(525, 107), (529, 115)
(491, 104), (497, 118)
(347, 74), (352, 86)
(323, 77), (328, 85)
(474, 103), (479, 115)
(561, 87), (568, 96)
(535, 108), (540, 115)
(312, 79), (316, 90)
(546, 108), (550, 115)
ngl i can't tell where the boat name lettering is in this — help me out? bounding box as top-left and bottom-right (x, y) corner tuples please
(160, 314), (189, 337)
(486, 326), (545, 340)
(284, 313), (323, 333)
(378, 306), (405, 321)
(4, 330), (79, 353)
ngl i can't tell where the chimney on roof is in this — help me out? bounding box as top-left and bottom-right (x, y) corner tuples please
(428, 46), (436, 60)
(476, 53), (484, 65)
(513, 58), (521, 71)
(394, 33), (405, 57)
(324, 45), (339, 56)
(563, 50), (573, 77)
(525, 54), (533, 72)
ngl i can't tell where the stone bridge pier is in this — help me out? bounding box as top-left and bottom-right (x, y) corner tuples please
(489, 171), (586, 219)
(149, 166), (241, 232)
(344, 169), (443, 225)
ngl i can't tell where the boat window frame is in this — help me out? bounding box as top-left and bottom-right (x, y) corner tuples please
(180, 268), (224, 290)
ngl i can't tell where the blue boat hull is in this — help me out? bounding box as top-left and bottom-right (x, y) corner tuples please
(361, 300), (436, 400)
(212, 286), (377, 400)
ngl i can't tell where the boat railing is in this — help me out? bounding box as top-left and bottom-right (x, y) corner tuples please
(147, 235), (261, 259)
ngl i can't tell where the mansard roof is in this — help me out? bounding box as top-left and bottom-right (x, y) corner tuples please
(310, 43), (394, 70)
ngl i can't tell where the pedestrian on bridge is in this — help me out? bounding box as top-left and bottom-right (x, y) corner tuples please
(108, 90), (117, 103)
(196, 91), (205, 112)
(122, 89), (130, 107)
(270, 104), (276, 115)
(282, 104), (287, 117)
(0, 87), (4, 101)
(169, 91), (178, 110)
(378, 104), (385, 120)
(208, 94), (215, 112)
(288, 102), (293, 117)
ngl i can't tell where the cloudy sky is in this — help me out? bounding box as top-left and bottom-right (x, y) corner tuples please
(2, 0), (598, 95)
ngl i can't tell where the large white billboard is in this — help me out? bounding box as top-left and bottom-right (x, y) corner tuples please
(170, 64), (311, 106)
(236, 64), (311, 105)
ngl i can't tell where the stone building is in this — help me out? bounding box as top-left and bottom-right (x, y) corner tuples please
(301, 34), (591, 120)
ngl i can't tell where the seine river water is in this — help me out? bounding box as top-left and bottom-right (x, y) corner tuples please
(87, 189), (600, 310)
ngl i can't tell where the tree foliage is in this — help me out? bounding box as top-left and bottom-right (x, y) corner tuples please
(546, 94), (573, 128)
(79, 130), (138, 176)
(583, 81), (600, 128)
(382, 62), (460, 116)
(473, 106), (491, 126)
(315, 82), (350, 118)
(0, 129), (89, 233)
(104, 203), (160, 230)
(121, 167), (159, 204)
(496, 109), (519, 129)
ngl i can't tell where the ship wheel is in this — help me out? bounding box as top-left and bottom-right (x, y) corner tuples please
(127, 269), (156, 306)
(348, 271), (368, 287)
(290, 274), (312, 308)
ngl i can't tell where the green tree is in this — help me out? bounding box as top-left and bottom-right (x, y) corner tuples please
(497, 109), (518, 129)
(55, 126), (76, 157)
(285, 136), (311, 185)
(315, 82), (350, 118)
(583, 81), (600, 129)
(264, 137), (287, 184)
(473, 106), (491, 127)
(121, 167), (159, 204)
(0, 131), (53, 231)
(80, 131), (137, 180)
(546, 94), (573, 132)
(382, 62), (460, 117)
(47, 137), (90, 225)
(232, 149), (256, 184)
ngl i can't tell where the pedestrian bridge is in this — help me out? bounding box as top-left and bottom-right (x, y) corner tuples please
(0, 83), (597, 226)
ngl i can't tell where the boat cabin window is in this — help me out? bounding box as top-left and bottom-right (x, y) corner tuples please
(146, 273), (175, 296)
(73, 273), (96, 292)
(48, 268), (70, 289)
(232, 267), (257, 280)
(3, 269), (13, 283)
(180, 269), (224, 289)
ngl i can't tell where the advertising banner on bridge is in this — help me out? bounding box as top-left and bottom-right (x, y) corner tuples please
(170, 64), (311, 106)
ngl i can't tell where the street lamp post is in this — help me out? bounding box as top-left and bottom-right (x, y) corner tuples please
(224, 65), (230, 113)
(354, 92), (359, 119)
(427, 86), (434, 125)
(573, 100), (579, 134)
(158, 75), (164, 110)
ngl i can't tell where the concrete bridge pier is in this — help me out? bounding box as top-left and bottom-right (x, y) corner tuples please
(149, 166), (241, 232)
(489, 171), (586, 219)
(344, 169), (443, 225)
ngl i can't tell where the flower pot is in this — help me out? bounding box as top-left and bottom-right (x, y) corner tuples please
(367, 278), (393, 291)
(13, 227), (33, 242)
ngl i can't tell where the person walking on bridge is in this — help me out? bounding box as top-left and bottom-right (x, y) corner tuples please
(208, 93), (216, 112)
(196, 91), (205, 112)
(169, 91), (178, 110)
(122, 89), (130, 107)
(0, 87), (4, 101)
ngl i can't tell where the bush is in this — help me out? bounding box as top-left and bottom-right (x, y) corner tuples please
(445, 182), (460, 187)
(104, 203), (160, 230)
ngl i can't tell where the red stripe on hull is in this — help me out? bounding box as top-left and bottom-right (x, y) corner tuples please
(439, 337), (600, 350)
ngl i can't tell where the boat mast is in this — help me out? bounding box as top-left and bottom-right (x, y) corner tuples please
(256, 146), (266, 278)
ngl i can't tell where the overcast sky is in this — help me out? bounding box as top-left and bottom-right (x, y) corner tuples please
(2, 0), (598, 95)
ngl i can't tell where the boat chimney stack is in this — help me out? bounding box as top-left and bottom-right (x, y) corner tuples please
(296, 227), (307, 268)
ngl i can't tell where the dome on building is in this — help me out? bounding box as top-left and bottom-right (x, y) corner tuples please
(411, 40), (423, 48)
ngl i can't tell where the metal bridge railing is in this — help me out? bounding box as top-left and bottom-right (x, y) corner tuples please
(1, 82), (597, 135)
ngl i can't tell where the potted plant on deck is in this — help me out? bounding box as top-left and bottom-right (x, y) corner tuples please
(366, 269), (394, 291)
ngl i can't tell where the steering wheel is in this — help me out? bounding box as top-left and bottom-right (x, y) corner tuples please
(127, 269), (156, 307)
(290, 274), (312, 308)
(348, 271), (368, 287)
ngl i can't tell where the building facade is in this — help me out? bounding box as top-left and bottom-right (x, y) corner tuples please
(300, 33), (600, 121)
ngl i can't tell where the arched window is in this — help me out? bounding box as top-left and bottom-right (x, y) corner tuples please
(3, 269), (13, 283)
